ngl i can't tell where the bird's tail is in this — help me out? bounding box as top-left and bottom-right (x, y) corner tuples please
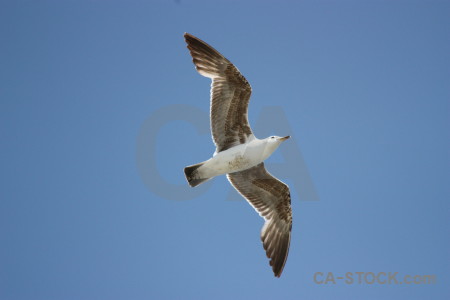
(184, 162), (212, 187)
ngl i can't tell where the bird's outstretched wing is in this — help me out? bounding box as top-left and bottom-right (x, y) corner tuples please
(184, 33), (254, 152)
(227, 163), (292, 277)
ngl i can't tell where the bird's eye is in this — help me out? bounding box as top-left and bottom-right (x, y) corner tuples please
(271, 136), (274, 139)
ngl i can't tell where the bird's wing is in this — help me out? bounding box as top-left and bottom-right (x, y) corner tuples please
(227, 162), (292, 277)
(184, 33), (254, 152)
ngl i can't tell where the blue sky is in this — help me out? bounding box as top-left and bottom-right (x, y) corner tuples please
(1, 0), (449, 299)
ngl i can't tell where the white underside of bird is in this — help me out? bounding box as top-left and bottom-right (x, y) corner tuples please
(187, 135), (290, 185)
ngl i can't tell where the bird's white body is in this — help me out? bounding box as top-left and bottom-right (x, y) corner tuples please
(195, 136), (286, 180)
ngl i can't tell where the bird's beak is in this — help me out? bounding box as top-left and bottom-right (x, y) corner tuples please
(279, 136), (290, 141)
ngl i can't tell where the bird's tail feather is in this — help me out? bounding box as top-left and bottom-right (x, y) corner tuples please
(184, 162), (211, 187)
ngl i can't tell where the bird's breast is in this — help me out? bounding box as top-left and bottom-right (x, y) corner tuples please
(227, 154), (252, 171)
(209, 142), (266, 174)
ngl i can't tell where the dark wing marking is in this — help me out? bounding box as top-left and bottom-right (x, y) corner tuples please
(227, 163), (292, 277)
(184, 33), (254, 152)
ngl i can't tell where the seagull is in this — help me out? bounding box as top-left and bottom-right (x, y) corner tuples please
(183, 33), (293, 278)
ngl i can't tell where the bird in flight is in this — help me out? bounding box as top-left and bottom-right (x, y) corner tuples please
(183, 33), (293, 277)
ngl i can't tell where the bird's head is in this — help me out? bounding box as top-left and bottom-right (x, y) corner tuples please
(265, 135), (290, 149)
(267, 135), (291, 144)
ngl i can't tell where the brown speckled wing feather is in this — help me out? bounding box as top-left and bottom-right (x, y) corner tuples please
(184, 33), (254, 152)
(227, 163), (292, 277)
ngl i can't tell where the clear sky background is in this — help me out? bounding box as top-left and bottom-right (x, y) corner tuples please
(1, 1), (449, 299)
